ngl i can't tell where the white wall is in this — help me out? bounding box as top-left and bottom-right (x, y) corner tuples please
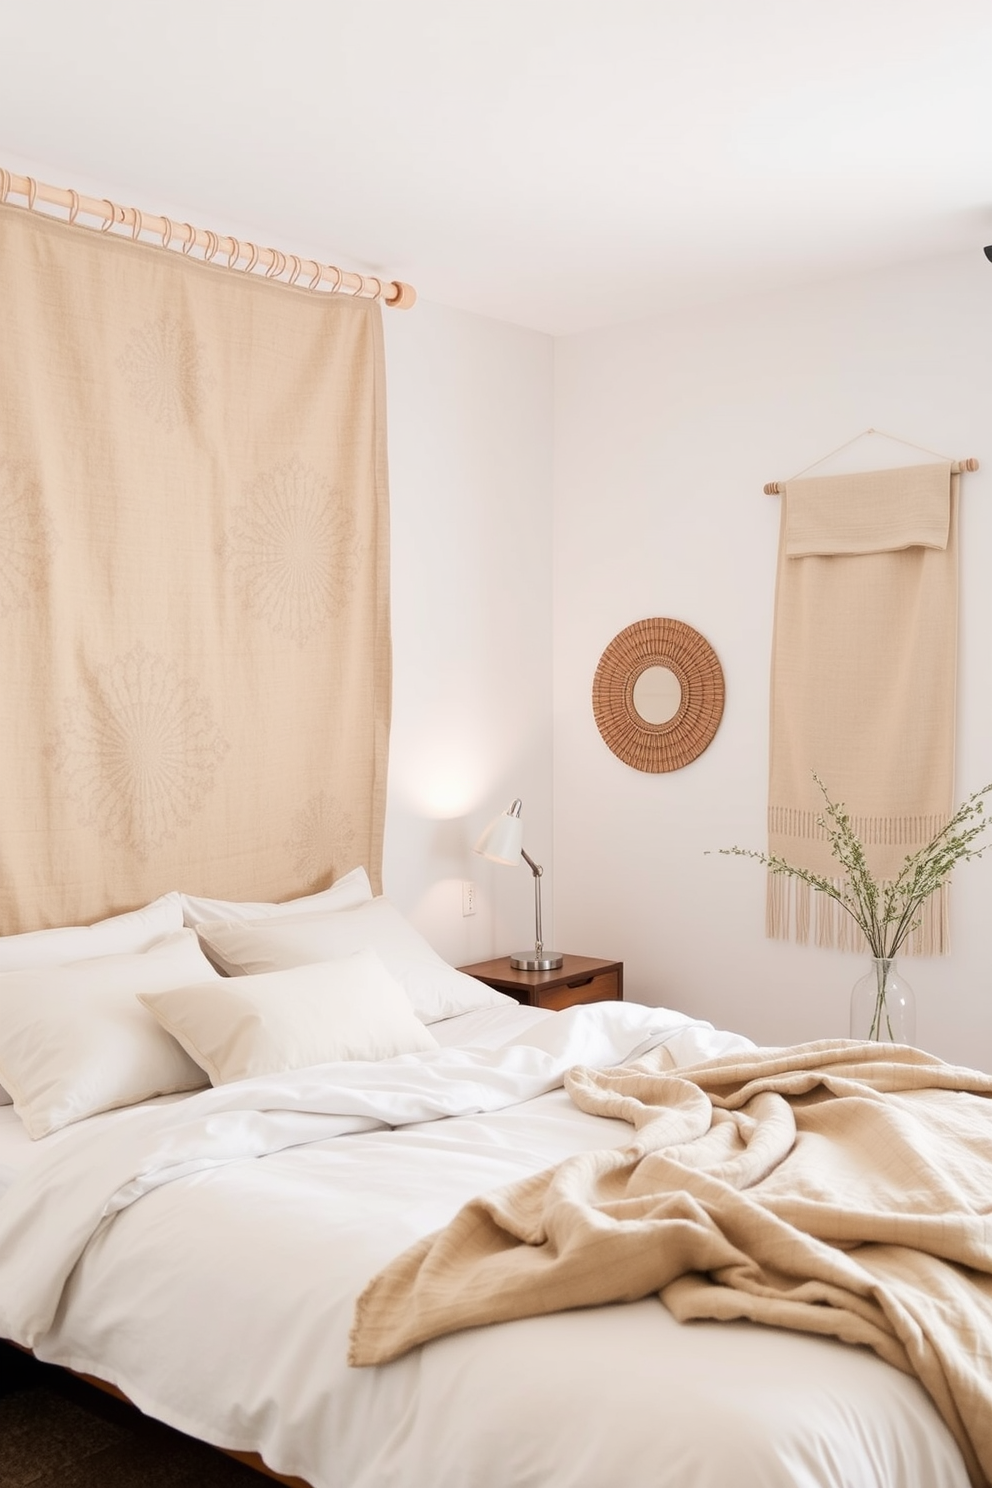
(381, 300), (555, 966)
(553, 250), (992, 1071)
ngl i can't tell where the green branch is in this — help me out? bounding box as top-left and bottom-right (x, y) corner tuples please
(719, 775), (992, 959)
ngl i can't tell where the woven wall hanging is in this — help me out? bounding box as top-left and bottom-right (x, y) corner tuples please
(592, 617), (724, 773)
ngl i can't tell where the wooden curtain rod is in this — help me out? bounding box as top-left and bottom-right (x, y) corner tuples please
(764, 458), (979, 495)
(0, 167), (416, 309)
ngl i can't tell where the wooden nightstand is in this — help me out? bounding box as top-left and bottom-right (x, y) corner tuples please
(458, 954), (623, 1012)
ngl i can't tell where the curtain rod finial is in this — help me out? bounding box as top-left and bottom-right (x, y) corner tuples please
(386, 280), (417, 310)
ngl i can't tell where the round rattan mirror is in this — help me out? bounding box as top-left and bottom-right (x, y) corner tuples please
(592, 617), (724, 773)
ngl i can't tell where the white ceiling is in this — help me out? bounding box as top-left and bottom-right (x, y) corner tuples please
(2, 0), (991, 335)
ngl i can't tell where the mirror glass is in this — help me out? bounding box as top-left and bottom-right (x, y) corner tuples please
(632, 665), (682, 725)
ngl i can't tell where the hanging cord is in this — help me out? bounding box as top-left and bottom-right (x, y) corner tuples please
(764, 430), (978, 493)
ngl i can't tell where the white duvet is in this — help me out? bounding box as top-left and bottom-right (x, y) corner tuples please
(0, 1002), (970, 1488)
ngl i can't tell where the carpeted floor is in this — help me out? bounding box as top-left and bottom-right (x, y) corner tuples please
(0, 1342), (266, 1487)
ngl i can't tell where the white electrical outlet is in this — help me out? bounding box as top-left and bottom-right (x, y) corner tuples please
(462, 880), (477, 916)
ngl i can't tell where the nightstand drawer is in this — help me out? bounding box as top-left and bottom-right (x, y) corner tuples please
(458, 955), (623, 1012)
(536, 969), (620, 1011)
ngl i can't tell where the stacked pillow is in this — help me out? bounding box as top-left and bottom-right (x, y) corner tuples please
(0, 871), (506, 1137)
(0, 915), (221, 1138)
(194, 895), (510, 1024)
(139, 950), (439, 1087)
(0, 883), (372, 1131)
(179, 864), (374, 927)
(0, 891), (185, 974)
(148, 880), (509, 1086)
(0, 892), (188, 1113)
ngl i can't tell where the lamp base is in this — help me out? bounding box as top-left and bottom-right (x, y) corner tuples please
(510, 950), (564, 971)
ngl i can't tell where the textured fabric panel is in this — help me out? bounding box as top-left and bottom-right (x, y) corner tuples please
(0, 203), (390, 933)
(768, 464), (957, 954)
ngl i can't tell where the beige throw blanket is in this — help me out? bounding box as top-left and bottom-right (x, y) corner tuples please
(769, 464), (958, 954)
(351, 1041), (992, 1487)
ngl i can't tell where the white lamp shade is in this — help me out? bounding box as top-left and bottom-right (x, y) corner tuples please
(474, 804), (524, 866)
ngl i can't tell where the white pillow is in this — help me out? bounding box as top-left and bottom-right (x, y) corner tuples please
(0, 930), (220, 1139)
(139, 951), (438, 1085)
(0, 892), (185, 1108)
(0, 892), (184, 973)
(196, 897), (510, 1023)
(180, 865), (373, 929)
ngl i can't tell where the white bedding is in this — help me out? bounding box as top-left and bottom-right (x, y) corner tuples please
(0, 1007), (543, 1198)
(0, 1105), (34, 1197)
(0, 1091), (192, 1199)
(0, 1001), (970, 1488)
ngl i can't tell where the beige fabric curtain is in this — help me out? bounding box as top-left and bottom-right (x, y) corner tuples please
(0, 203), (390, 934)
(768, 463), (957, 956)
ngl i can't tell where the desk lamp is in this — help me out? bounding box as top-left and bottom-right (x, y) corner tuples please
(474, 798), (562, 970)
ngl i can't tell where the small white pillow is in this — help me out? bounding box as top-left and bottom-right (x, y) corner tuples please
(0, 930), (220, 1139)
(139, 951), (439, 1085)
(196, 897), (510, 1023)
(180, 865), (373, 928)
(0, 892), (185, 973)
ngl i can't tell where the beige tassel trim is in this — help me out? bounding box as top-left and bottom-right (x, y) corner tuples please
(766, 873), (949, 957)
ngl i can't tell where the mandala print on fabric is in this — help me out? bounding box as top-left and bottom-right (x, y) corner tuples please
(47, 644), (230, 857)
(287, 790), (358, 887)
(221, 455), (360, 646)
(116, 315), (212, 430)
(0, 460), (58, 616)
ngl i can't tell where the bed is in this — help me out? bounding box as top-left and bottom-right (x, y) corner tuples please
(0, 874), (987, 1488)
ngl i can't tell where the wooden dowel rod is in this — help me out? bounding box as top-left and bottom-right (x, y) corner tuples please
(764, 457), (979, 494)
(0, 168), (416, 309)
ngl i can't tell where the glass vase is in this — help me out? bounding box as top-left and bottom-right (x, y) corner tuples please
(850, 957), (916, 1044)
